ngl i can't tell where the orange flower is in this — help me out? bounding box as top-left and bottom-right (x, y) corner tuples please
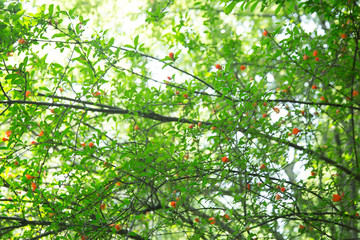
(170, 201), (177, 208)
(312, 85), (318, 90)
(340, 34), (347, 39)
(100, 203), (106, 210)
(275, 194), (281, 201)
(263, 30), (268, 36)
(2, 137), (9, 141)
(81, 142), (86, 147)
(209, 217), (216, 224)
(169, 52), (174, 61)
(320, 96), (326, 101)
(299, 224), (306, 229)
(5, 130), (12, 137)
(18, 38), (27, 44)
(292, 128), (300, 135)
(315, 57), (319, 61)
(223, 214), (230, 220)
(88, 142), (95, 148)
(189, 124), (194, 129)
(263, 114), (268, 118)
(134, 125), (140, 130)
(31, 182), (37, 191)
(116, 182), (122, 186)
(353, 90), (359, 97)
(25, 91), (31, 98)
(215, 64), (222, 70)
(273, 107), (280, 113)
(332, 194), (342, 202)
(240, 65), (246, 71)
(195, 218), (200, 222)
(259, 163), (266, 170)
(26, 174), (35, 180)
(115, 224), (122, 231)
(247, 183), (250, 190)
(303, 55), (309, 61)
(222, 156), (229, 163)
(198, 122), (202, 127)
(280, 187), (286, 192)
(183, 93), (188, 99)
(39, 131), (44, 137)
(313, 50), (318, 57)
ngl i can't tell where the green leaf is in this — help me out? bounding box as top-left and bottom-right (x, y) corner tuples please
(49, 4), (54, 15)
(224, 1), (237, 15)
(13, 10), (25, 21)
(108, 37), (115, 48)
(124, 44), (134, 49)
(250, 1), (259, 13)
(275, 3), (283, 15)
(52, 33), (67, 39)
(134, 35), (139, 48)
(39, 86), (51, 92)
(5, 74), (20, 79)
(293, 26), (300, 35)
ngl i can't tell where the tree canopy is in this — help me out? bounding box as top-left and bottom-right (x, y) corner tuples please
(0, 0), (360, 239)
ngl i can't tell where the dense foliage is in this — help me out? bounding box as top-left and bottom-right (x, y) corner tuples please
(1, 0), (360, 239)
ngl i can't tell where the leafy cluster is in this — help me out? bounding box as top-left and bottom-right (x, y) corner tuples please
(0, 0), (359, 239)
